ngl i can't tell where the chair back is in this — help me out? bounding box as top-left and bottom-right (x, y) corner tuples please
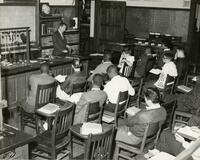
(114, 91), (129, 126)
(163, 75), (176, 96)
(162, 100), (177, 131)
(71, 82), (86, 95)
(85, 126), (115, 160)
(139, 121), (163, 152)
(85, 101), (102, 123)
(35, 81), (57, 110)
(121, 61), (137, 78)
(52, 103), (75, 146)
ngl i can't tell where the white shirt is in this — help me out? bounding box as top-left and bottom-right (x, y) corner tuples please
(174, 49), (185, 60)
(118, 52), (135, 72)
(104, 75), (135, 104)
(154, 61), (178, 89)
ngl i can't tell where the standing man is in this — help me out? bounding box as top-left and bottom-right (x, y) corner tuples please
(52, 22), (70, 57)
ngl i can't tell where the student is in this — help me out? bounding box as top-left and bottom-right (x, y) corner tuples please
(56, 59), (86, 101)
(118, 46), (135, 74)
(73, 74), (107, 124)
(104, 65), (135, 112)
(145, 51), (178, 89)
(21, 63), (55, 113)
(115, 87), (166, 145)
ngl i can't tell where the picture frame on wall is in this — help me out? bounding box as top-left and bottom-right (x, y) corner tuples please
(40, 3), (51, 17)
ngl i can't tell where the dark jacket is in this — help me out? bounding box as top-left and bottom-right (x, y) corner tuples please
(127, 107), (166, 137)
(52, 31), (67, 56)
(60, 71), (86, 94)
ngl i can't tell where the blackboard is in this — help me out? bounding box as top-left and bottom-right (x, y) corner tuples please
(126, 7), (190, 41)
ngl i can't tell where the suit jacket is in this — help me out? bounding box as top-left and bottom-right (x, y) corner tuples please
(52, 31), (67, 56)
(25, 73), (55, 112)
(74, 89), (107, 124)
(127, 107), (166, 137)
(60, 71), (86, 94)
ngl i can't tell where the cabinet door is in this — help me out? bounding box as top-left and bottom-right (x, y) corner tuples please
(1, 77), (6, 100)
(97, 1), (126, 49)
(7, 75), (17, 107)
(17, 73), (28, 103)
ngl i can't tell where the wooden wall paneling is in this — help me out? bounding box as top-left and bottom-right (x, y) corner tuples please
(7, 76), (17, 107)
(1, 77), (6, 100)
(16, 73), (28, 103)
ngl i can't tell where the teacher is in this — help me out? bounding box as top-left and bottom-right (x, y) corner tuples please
(52, 22), (70, 57)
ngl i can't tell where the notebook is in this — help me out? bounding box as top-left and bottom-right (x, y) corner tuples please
(37, 103), (60, 115)
(102, 114), (114, 123)
(81, 122), (102, 135)
(149, 69), (161, 75)
(177, 85), (192, 93)
(126, 107), (141, 116)
(55, 75), (67, 83)
(177, 126), (200, 141)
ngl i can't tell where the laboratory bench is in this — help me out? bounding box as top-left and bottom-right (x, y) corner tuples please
(1, 56), (89, 109)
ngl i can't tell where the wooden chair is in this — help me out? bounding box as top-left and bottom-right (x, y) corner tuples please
(84, 101), (103, 123)
(31, 103), (75, 160)
(172, 110), (192, 132)
(162, 100), (177, 131)
(103, 91), (130, 127)
(121, 61), (137, 79)
(21, 81), (57, 130)
(114, 121), (163, 160)
(71, 125), (115, 160)
(70, 81), (87, 95)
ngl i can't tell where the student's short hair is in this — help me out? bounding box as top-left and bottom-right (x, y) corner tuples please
(59, 22), (68, 29)
(103, 53), (112, 62)
(92, 74), (103, 86)
(40, 62), (50, 73)
(144, 87), (160, 104)
(106, 65), (118, 74)
(163, 51), (174, 61)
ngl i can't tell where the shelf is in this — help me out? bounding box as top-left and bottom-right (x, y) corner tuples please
(40, 16), (62, 22)
(41, 45), (53, 49)
(67, 42), (80, 46)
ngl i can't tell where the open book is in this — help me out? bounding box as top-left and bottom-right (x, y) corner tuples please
(126, 107), (141, 116)
(149, 69), (161, 75)
(37, 103), (60, 115)
(81, 122), (102, 135)
(149, 152), (175, 160)
(55, 75), (67, 83)
(177, 85), (192, 93)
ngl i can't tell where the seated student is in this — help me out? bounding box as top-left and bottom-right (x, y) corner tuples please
(115, 87), (166, 145)
(134, 46), (155, 78)
(88, 53), (112, 82)
(73, 74), (107, 124)
(21, 63), (55, 113)
(145, 51), (178, 89)
(118, 46), (135, 74)
(56, 58), (86, 101)
(157, 114), (200, 156)
(104, 65), (135, 112)
(176, 76), (200, 114)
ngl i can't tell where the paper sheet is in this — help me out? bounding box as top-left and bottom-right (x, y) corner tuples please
(37, 103), (60, 115)
(149, 69), (161, 75)
(177, 85), (192, 93)
(55, 75), (67, 83)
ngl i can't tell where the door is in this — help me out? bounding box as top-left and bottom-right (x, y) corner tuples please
(96, 1), (126, 50)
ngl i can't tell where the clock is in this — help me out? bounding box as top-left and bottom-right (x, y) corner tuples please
(40, 3), (51, 16)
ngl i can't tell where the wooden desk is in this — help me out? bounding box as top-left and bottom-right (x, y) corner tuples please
(0, 124), (34, 159)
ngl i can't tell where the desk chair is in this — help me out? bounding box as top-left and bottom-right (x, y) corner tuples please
(162, 100), (177, 131)
(71, 125), (115, 160)
(84, 101), (103, 123)
(172, 110), (192, 132)
(31, 103), (75, 160)
(21, 81), (57, 130)
(114, 121), (163, 160)
(103, 91), (130, 127)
